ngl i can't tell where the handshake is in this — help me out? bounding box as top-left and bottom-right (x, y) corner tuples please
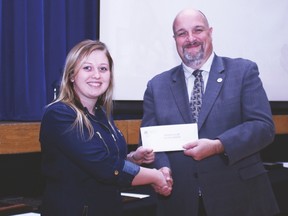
(129, 147), (173, 197)
(152, 167), (173, 196)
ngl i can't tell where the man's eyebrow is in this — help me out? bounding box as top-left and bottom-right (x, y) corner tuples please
(175, 28), (186, 33)
(194, 25), (205, 29)
(176, 25), (205, 31)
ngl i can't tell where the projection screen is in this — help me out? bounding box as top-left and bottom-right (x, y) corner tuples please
(100, 0), (288, 101)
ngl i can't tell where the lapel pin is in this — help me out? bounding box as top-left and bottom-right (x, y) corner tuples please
(217, 78), (223, 83)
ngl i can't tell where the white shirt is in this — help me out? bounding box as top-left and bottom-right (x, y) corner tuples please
(183, 52), (215, 100)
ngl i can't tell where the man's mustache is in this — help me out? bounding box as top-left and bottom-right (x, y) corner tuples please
(183, 41), (202, 49)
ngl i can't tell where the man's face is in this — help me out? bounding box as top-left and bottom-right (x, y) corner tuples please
(173, 11), (213, 69)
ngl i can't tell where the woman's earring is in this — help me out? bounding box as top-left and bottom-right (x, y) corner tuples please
(71, 79), (74, 82)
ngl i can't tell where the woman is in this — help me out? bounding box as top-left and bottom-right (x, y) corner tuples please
(39, 40), (171, 216)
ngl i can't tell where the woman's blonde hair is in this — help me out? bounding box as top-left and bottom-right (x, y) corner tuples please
(52, 39), (114, 140)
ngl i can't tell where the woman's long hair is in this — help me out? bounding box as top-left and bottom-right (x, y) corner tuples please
(51, 39), (114, 140)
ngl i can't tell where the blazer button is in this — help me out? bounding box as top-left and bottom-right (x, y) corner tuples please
(114, 170), (119, 175)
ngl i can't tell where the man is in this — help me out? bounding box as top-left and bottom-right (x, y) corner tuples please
(141, 8), (279, 216)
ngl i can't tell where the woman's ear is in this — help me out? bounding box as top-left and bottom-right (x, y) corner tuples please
(70, 75), (75, 83)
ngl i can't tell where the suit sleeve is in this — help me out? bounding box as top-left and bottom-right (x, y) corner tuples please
(141, 80), (171, 169)
(216, 61), (275, 165)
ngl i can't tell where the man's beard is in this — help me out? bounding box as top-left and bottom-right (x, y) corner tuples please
(183, 44), (204, 68)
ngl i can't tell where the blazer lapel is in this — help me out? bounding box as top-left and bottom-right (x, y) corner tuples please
(170, 66), (193, 123)
(198, 55), (225, 130)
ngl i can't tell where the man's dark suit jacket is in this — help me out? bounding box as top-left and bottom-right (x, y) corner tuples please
(141, 54), (279, 216)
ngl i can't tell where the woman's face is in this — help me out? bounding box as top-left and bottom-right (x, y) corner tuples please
(72, 50), (111, 106)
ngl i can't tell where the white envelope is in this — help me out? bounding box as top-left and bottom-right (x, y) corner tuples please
(140, 123), (198, 152)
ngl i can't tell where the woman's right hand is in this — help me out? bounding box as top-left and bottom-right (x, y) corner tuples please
(152, 168), (173, 196)
(131, 167), (172, 196)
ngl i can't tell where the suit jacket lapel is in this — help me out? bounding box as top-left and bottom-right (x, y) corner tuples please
(170, 66), (193, 123)
(198, 55), (225, 130)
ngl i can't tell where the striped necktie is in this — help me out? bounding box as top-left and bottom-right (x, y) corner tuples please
(189, 70), (204, 123)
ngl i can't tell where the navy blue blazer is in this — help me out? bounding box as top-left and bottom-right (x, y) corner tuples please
(141, 54), (279, 216)
(40, 102), (140, 216)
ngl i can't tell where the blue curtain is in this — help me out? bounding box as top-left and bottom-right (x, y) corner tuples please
(0, 0), (99, 121)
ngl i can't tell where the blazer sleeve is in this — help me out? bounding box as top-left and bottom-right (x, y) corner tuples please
(40, 103), (139, 187)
